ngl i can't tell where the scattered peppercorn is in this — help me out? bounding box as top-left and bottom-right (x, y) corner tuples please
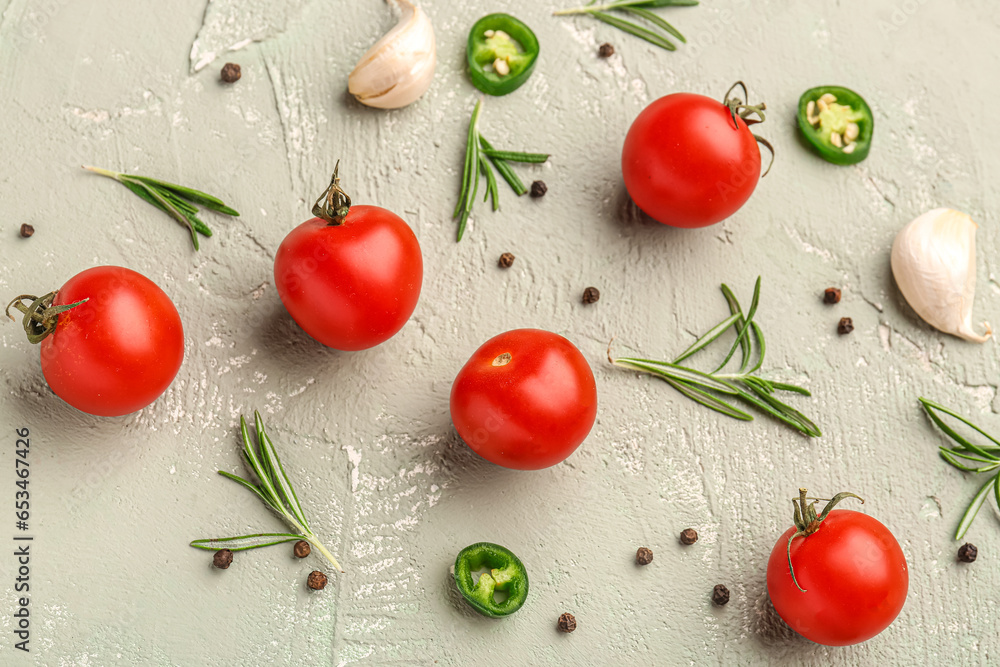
(307, 570), (327, 590)
(530, 180), (547, 198)
(957, 542), (978, 563)
(557, 612), (577, 633)
(582, 287), (600, 304)
(635, 546), (653, 565)
(679, 528), (699, 545)
(712, 584), (730, 606)
(294, 540), (311, 558)
(220, 63), (242, 83)
(499, 252), (515, 268)
(824, 287), (841, 304)
(19, 223), (34, 238)
(598, 43), (615, 58)
(213, 549), (233, 569)
(838, 317), (854, 335)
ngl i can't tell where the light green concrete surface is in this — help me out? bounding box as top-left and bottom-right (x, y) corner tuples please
(1, 0), (999, 664)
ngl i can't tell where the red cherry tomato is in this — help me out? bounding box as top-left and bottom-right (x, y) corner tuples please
(38, 266), (184, 417)
(766, 509), (908, 646)
(450, 329), (598, 470)
(274, 203), (423, 351)
(622, 89), (766, 228)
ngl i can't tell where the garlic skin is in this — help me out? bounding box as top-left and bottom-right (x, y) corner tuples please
(348, 0), (435, 110)
(890, 208), (992, 342)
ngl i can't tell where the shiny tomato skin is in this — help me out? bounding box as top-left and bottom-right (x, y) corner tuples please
(41, 266), (184, 417)
(622, 92), (761, 228)
(450, 329), (598, 470)
(766, 510), (908, 646)
(274, 205), (423, 351)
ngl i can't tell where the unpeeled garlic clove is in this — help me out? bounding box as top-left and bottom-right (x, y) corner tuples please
(348, 0), (436, 110)
(890, 208), (992, 342)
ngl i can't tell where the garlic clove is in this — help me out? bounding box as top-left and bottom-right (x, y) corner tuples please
(348, 0), (436, 110)
(890, 208), (992, 343)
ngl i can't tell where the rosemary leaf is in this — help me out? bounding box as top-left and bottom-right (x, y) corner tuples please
(944, 448), (1000, 465)
(218, 471), (280, 513)
(614, 357), (740, 395)
(480, 136), (528, 196)
(454, 99), (482, 219)
(636, 1), (699, 10)
(919, 398), (1000, 457)
(591, 11), (676, 50)
(620, 6), (686, 42)
(186, 213), (213, 238)
(240, 416), (283, 509)
(672, 313), (742, 364)
(738, 385), (821, 437)
(554, 1), (695, 52)
(131, 175), (239, 215)
(955, 475), (997, 540)
(190, 533), (303, 552)
(480, 148), (550, 163)
(770, 382), (811, 396)
(720, 284), (751, 372)
(256, 413), (310, 531)
(480, 155), (500, 211)
(713, 277), (761, 373)
(939, 449), (999, 474)
(666, 377), (753, 421)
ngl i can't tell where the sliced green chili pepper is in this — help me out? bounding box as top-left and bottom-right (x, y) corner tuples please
(467, 14), (539, 97)
(453, 542), (529, 618)
(797, 86), (873, 165)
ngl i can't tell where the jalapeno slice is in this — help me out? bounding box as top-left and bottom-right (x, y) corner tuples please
(453, 542), (529, 617)
(467, 14), (539, 97)
(797, 86), (873, 165)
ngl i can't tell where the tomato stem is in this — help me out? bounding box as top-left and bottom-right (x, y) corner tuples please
(786, 488), (864, 592)
(5, 293), (89, 345)
(312, 160), (352, 226)
(722, 81), (775, 177)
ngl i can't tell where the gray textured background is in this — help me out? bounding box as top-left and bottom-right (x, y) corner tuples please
(2, 0), (999, 664)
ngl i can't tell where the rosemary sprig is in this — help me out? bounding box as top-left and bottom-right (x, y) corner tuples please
(83, 166), (239, 250)
(919, 398), (1000, 540)
(553, 0), (698, 52)
(611, 278), (821, 436)
(454, 99), (550, 241)
(191, 412), (342, 572)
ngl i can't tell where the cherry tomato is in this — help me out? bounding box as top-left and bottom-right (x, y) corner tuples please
(622, 86), (768, 228)
(38, 266), (184, 417)
(766, 507), (908, 646)
(450, 329), (597, 470)
(274, 170), (422, 351)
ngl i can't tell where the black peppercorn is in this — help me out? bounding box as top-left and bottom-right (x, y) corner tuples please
(679, 528), (698, 545)
(635, 546), (653, 565)
(19, 223), (34, 238)
(307, 570), (327, 590)
(499, 252), (515, 268)
(957, 543), (978, 563)
(213, 549), (233, 569)
(824, 287), (841, 304)
(712, 584), (730, 606)
(838, 317), (854, 335)
(557, 612), (577, 633)
(294, 540), (311, 558)
(582, 287), (600, 304)
(220, 63), (242, 83)
(598, 43), (615, 58)
(530, 180), (547, 198)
